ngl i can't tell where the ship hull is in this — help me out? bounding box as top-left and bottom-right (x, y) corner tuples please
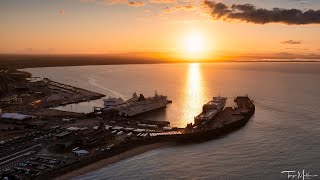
(123, 104), (167, 117)
(176, 111), (253, 143)
(119, 99), (167, 116)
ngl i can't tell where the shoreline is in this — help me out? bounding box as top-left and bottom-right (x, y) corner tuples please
(55, 142), (173, 180)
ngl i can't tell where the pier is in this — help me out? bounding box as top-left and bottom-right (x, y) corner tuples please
(178, 96), (255, 142)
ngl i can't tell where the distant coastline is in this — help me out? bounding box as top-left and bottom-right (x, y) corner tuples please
(0, 54), (319, 69)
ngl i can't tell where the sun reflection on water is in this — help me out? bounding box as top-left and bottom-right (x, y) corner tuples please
(181, 63), (206, 125)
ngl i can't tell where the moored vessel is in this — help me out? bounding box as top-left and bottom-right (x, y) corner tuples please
(103, 97), (125, 108)
(103, 91), (168, 116)
(119, 91), (167, 116)
(194, 96), (227, 125)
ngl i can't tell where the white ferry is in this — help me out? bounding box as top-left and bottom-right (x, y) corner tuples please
(103, 97), (125, 108)
(119, 92), (167, 116)
(194, 96), (227, 123)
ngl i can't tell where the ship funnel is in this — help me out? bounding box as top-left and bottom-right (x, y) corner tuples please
(132, 92), (138, 98)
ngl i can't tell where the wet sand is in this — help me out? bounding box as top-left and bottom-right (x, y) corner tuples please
(56, 142), (173, 180)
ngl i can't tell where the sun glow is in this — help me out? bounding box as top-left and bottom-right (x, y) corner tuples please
(183, 33), (207, 60)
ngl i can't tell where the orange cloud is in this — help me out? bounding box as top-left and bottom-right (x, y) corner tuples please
(80, 0), (145, 6)
(149, 0), (176, 4)
(163, 5), (196, 13)
(281, 40), (302, 44)
(128, 1), (145, 7)
(102, 0), (128, 5)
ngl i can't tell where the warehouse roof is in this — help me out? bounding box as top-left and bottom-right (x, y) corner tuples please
(1, 113), (33, 120)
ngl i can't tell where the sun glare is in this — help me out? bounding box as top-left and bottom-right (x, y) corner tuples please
(183, 33), (206, 59)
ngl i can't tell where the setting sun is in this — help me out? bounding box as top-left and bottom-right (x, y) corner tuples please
(183, 33), (207, 60)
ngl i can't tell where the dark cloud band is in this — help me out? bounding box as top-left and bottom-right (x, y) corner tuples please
(203, 0), (320, 25)
(281, 40), (302, 44)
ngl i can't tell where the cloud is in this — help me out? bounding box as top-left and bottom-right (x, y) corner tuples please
(203, 0), (320, 25)
(80, 0), (145, 7)
(163, 5), (196, 13)
(149, 0), (176, 4)
(281, 40), (302, 44)
(128, 1), (145, 7)
(103, 0), (128, 5)
(58, 10), (65, 15)
(285, 47), (309, 51)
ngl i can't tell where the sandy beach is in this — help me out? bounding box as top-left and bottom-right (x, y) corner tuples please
(56, 142), (173, 180)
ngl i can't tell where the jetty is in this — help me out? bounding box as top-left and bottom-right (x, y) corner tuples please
(179, 96), (255, 142)
(150, 96), (255, 143)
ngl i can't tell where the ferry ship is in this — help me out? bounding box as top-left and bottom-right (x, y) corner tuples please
(194, 96), (227, 124)
(103, 97), (125, 108)
(119, 92), (167, 116)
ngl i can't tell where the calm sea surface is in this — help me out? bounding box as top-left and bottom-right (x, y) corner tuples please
(24, 63), (320, 179)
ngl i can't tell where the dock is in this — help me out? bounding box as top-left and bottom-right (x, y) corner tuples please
(176, 96), (255, 142)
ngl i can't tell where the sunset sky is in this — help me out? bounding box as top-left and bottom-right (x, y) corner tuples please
(1, 0), (320, 60)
